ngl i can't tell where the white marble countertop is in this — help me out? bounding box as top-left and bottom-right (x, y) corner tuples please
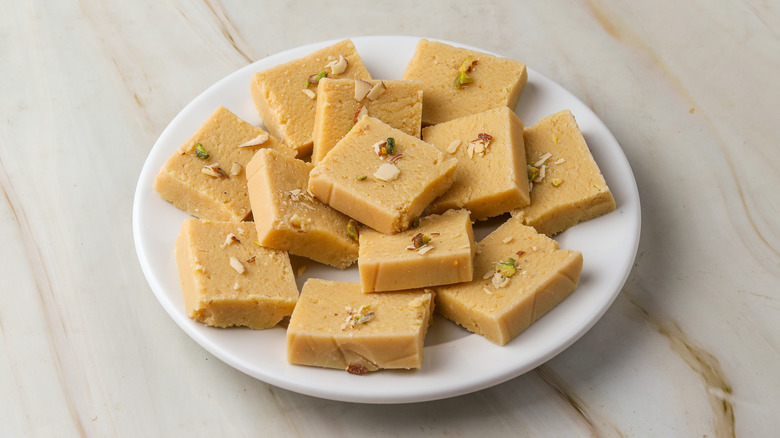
(2, 0), (778, 436)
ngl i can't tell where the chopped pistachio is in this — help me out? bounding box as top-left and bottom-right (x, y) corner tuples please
(495, 258), (517, 277)
(551, 178), (564, 187)
(454, 57), (477, 88)
(356, 175), (368, 181)
(411, 217), (421, 228)
(410, 232), (432, 249)
(306, 70), (327, 88)
(195, 143), (210, 159)
(385, 137), (396, 155)
(347, 219), (359, 241)
(527, 164), (540, 182)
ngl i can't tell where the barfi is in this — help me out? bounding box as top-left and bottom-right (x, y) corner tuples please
(154, 105), (293, 221)
(422, 107), (530, 220)
(174, 218), (298, 329)
(286, 279), (435, 373)
(308, 116), (458, 234)
(246, 148), (358, 269)
(311, 78), (424, 164)
(402, 39), (528, 126)
(511, 110), (616, 236)
(433, 217), (582, 345)
(358, 209), (476, 293)
(250, 39), (372, 157)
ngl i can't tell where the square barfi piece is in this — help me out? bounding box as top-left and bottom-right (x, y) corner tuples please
(358, 209), (476, 292)
(433, 217), (582, 345)
(422, 107), (530, 220)
(311, 78), (424, 164)
(511, 110), (616, 236)
(175, 218), (298, 329)
(308, 116), (458, 234)
(250, 39), (372, 157)
(286, 279), (435, 373)
(402, 39), (528, 126)
(246, 148), (358, 269)
(154, 106), (294, 221)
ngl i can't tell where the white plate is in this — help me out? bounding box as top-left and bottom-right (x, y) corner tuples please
(133, 36), (640, 403)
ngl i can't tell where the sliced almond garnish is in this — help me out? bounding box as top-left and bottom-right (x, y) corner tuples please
(302, 88), (316, 99)
(354, 79), (372, 101)
(502, 236), (513, 244)
(325, 55), (348, 75)
(418, 245), (434, 255)
(366, 81), (386, 101)
(238, 132), (270, 148)
(222, 233), (240, 248)
(229, 256), (245, 274)
(230, 162), (243, 176)
(373, 163), (400, 182)
(534, 153), (553, 167)
(201, 163), (227, 178)
(446, 139), (461, 154)
(354, 104), (368, 123)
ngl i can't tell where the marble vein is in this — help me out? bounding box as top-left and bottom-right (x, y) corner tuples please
(0, 153), (87, 437)
(627, 294), (736, 438)
(203, 0), (255, 63)
(586, 0), (780, 264)
(535, 365), (626, 438)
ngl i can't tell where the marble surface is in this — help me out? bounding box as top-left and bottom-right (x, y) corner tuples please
(1, 0), (778, 436)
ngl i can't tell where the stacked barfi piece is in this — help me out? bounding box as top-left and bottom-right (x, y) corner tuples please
(153, 38), (615, 374)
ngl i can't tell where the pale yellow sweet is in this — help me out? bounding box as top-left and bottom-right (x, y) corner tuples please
(286, 279), (435, 373)
(422, 107), (530, 220)
(433, 217), (582, 345)
(311, 78), (423, 164)
(308, 116), (458, 234)
(402, 39), (528, 126)
(511, 110), (615, 236)
(154, 106), (293, 221)
(175, 218), (298, 329)
(250, 39), (372, 158)
(246, 148), (358, 269)
(358, 209), (476, 293)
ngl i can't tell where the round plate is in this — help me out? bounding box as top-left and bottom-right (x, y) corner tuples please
(133, 36), (640, 403)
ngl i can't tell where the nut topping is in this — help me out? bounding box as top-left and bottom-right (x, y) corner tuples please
(238, 132), (270, 147)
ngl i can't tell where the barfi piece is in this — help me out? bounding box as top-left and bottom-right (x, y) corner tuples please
(358, 209), (476, 292)
(246, 148), (358, 269)
(308, 116), (458, 234)
(422, 107), (530, 220)
(434, 217), (582, 345)
(311, 78), (424, 164)
(175, 218), (298, 329)
(286, 279), (435, 373)
(402, 39), (528, 126)
(250, 39), (372, 157)
(154, 106), (293, 221)
(511, 110), (616, 236)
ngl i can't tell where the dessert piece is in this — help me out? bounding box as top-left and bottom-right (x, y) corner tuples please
(402, 39), (528, 126)
(433, 217), (582, 345)
(249, 39), (372, 157)
(154, 105), (293, 221)
(174, 218), (298, 329)
(286, 279), (435, 373)
(358, 209), (476, 292)
(308, 116), (458, 234)
(422, 107), (530, 220)
(311, 78), (424, 164)
(511, 109), (616, 236)
(246, 148), (358, 269)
